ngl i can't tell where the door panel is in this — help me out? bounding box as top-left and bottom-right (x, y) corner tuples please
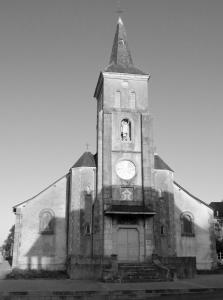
(127, 229), (139, 261)
(117, 228), (139, 261)
(117, 228), (128, 261)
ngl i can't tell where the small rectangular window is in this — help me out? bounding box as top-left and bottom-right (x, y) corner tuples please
(114, 91), (121, 107)
(129, 91), (136, 109)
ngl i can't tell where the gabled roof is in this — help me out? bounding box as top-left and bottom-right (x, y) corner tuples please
(209, 202), (223, 217)
(105, 17), (146, 75)
(154, 154), (174, 172)
(13, 152), (96, 211)
(174, 181), (212, 209)
(71, 152), (96, 168)
(13, 174), (69, 210)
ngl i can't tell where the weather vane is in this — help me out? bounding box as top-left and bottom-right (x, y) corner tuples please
(116, 0), (124, 16)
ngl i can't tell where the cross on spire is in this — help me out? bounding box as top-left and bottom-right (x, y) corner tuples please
(116, 0), (124, 16)
(85, 143), (90, 151)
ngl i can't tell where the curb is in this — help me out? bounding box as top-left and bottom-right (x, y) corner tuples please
(1, 288), (223, 299)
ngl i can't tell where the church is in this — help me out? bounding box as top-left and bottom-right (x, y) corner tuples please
(12, 18), (216, 280)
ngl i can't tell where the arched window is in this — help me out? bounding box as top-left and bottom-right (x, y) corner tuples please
(39, 209), (55, 234)
(181, 213), (194, 236)
(121, 118), (131, 142)
(119, 39), (125, 46)
(160, 224), (165, 235)
(84, 222), (91, 236)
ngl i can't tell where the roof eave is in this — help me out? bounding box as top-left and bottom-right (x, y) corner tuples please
(174, 181), (213, 210)
(12, 173), (70, 211)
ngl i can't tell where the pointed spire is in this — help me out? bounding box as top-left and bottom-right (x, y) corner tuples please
(118, 16), (123, 25)
(105, 17), (145, 75)
(109, 17), (133, 67)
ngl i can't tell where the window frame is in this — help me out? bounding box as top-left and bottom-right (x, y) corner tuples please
(39, 209), (55, 235)
(180, 212), (195, 237)
(129, 90), (136, 109)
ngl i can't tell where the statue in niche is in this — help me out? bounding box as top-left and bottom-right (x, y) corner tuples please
(40, 211), (54, 233)
(42, 212), (51, 231)
(121, 119), (131, 142)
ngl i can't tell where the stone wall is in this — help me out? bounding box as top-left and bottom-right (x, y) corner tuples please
(68, 167), (95, 258)
(158, 256), (196, 279)
(68, 256), (110, 280)
(153, 170), (176, 257)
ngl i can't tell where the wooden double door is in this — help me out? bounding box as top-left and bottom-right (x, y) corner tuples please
(117, 228), (139, 261)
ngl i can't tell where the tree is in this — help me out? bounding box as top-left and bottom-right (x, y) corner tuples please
(1, 225), (15, 265)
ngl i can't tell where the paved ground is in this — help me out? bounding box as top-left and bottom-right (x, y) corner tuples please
(145, 292), (223, 300)
(1, 273), (223, 292)
(2, 259), (223, 298)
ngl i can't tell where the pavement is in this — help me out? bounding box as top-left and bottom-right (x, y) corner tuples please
(1, 260), (223, 298)
(1, 273), (223, 293)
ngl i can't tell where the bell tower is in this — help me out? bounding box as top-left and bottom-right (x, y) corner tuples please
(93, 18), (155, 261)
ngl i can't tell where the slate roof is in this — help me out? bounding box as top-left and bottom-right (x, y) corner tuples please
(154, 154), (174, 172)
(104, 17), (146, 75)
(71, 152), (96, 168)
(209, 202), (223, 217)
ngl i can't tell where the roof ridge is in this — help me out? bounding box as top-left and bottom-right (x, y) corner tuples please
(13, 173), (69, 210)
(174, 181), (212, 210)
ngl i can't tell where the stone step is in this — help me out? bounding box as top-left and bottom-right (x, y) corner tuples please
(103, 262), (170, 283)
(120, 278), (164, 282)
(119, 265), (157, 269)
(120, 270), (160, 276)
(122, 275), (161, 280)
(119, 271), (159, 276)
(119, 268), (157, 273)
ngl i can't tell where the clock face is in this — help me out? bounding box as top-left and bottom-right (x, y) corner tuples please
(115, 160), (136, 180)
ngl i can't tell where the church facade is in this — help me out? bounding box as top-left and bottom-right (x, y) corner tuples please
(12, 18), (216, 278)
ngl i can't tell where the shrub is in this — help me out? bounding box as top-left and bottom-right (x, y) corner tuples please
(6, 268), (68, 279)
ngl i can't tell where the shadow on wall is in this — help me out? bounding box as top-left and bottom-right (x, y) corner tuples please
(24, 217), (66, 271)
(21, 190), (94, 271)
(154, 189), (216, 270)
(15, 185), (216, 273)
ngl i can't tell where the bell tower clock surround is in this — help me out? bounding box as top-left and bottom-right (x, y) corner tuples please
(93, 18), (155, 262)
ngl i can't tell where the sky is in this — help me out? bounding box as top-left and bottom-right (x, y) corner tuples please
(0, 0), (222, 245)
